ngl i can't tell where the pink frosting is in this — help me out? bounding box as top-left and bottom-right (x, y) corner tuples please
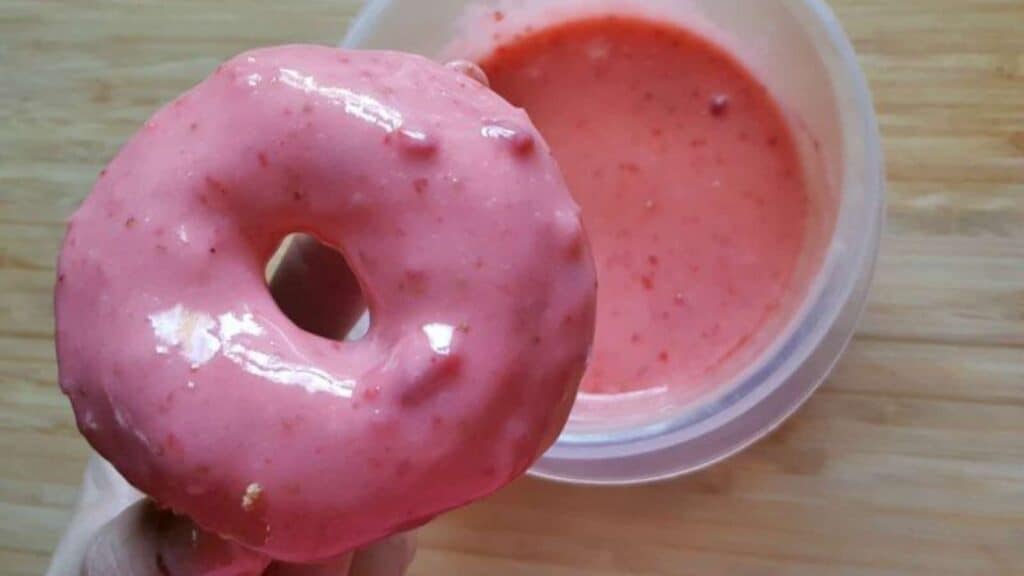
(56, 45), (596, 562)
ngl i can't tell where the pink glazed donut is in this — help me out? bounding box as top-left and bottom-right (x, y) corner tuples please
(56, 45), (596, 562)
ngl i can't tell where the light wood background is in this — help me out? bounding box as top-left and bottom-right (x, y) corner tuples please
(1, 1), (1022, 574)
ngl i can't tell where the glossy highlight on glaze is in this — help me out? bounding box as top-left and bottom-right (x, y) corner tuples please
(56, 45), (596, 562)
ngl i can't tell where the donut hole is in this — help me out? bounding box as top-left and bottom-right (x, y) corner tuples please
(265, 233), (370, 342)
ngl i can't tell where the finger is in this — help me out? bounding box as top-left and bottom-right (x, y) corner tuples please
(269, 235), (366, 340)
(80, 501), (269, 576)
(263, 554), (353, 576)
(348, 533), (417, 576)
(262, 531), (416, 576)
(78, 501), (162, 576)
(47, 455), (144, 576)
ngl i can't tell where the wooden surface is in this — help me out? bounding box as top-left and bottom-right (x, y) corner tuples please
(1, 1), (1022, 574)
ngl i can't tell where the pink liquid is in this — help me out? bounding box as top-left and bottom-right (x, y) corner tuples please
(483, 16), (812, 396)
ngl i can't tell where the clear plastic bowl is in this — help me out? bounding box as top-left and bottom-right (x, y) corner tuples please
(343, 0), (885, 485)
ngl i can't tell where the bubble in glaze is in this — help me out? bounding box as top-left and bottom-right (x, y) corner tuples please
(397, 127), (439, 157)
(481, 121), (535, 155)
(445, 59), (491, 87)
(709, 93), (730, 117)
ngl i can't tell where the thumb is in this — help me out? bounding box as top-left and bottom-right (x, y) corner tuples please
(47, 455), (143, 576)
(348, 533), (417, 576)
(263, 533), (416, 576)
(81, 500), (269, 576)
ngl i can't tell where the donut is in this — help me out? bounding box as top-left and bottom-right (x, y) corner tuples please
(56, 45), (596, 562)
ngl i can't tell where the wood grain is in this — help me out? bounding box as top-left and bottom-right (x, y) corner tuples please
(1, 1), (1022, 574)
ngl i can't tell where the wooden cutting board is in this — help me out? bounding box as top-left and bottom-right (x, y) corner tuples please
(1, 1), (1021, 574)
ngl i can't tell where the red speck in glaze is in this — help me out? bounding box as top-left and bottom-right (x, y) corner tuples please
(204, 176), (229, 195)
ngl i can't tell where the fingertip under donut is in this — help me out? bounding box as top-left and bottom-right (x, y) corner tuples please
(348, 533), (417, 576)
(81, 501), (270, 576)
(263, 554), (353, 576)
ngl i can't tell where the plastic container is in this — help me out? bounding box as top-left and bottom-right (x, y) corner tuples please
(343, 0), (885, 485)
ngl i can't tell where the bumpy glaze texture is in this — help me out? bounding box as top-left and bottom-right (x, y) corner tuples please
(56, 45), (596, 562)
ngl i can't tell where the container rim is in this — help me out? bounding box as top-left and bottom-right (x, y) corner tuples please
(343, 0), (886, 485)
